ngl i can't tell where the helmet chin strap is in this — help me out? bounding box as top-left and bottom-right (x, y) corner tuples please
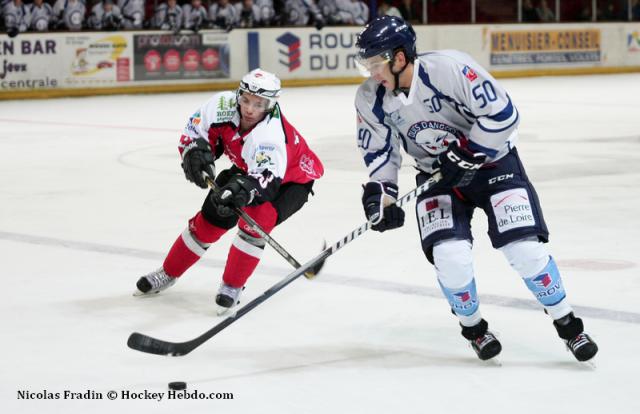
(390, 51), (411, 96)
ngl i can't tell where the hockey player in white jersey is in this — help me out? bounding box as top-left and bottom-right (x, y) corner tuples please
(354, 16), (598, 362)
(183, 0), (208, 31)
(87, 0), (123, 30)
(151, 0), (183, 31)
(338, 0), (368, 24)
(116, 0), (144, 29)
(52, 0), (86, 31)
(3, 0), (30, 37)
(29, 0), (55, 31)
(209, 0), (236, 30)
(234, 0), (261, 28)
(283, 0), (325, 29)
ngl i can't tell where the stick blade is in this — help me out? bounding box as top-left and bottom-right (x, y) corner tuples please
(304, 241), (327, 279)
(127, 332), (190, 357)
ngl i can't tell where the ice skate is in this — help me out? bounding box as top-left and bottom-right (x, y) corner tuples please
(461, 319), (502, 361)
(565, 332), (598, 363)
(470, 331), (502, 361)
(554, 312), (598, 362)
(554, 313), (598, 362)
(215, 283), (245, 316)
(133, 268), (177, 296)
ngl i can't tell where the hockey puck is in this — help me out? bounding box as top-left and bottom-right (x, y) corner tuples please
(168, 381), (186, 390)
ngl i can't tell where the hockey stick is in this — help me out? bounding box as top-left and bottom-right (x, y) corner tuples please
(127, 173), (441, 356)
(203, 174), (325, 279)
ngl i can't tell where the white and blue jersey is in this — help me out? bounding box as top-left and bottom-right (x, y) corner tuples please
(355, 50), (519, 184)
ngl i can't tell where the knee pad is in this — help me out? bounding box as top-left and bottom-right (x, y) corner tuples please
(500, 236), (549, 278)
(433, 239), (474, 289)
(232, 229), (266, 259)
(188, 212), (228, 245)
(180, 227), (209, 256)
(522, 256), (567, 307)
(433, 239), (480, 322)
(501, 237), (572, 319)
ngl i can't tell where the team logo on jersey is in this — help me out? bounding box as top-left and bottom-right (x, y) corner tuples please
(454, 291), (471, 302)
(533, 273), (553, 288)
(406, 121), (463, 154)
(190, 111), (201, 126)
(300, 154), (321, 179)
(462, 66), (478, 82)
(186, 112), (201, 136)
(255, 151), (274, 168)
(389, 110), (405, 125)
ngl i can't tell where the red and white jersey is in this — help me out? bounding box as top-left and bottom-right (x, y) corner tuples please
(179, 91), (323, 200)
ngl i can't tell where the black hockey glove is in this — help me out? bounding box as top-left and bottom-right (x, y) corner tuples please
(212, 175), (257, 217)
(432, 142), (486, 189)
(362, 181), (405, 233)
(181, 139), (216, 189)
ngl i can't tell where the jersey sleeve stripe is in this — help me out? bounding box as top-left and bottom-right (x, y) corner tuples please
(364, 86), (393, 168)
(486, 97), (515, 122)
(467, 140), (499, 158)
(476, 108), (519, 133)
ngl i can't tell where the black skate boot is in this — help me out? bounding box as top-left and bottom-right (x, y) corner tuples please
(461, 319), (502, 361)
(553, 312), (598, 362)
(134, 268), (177, 296)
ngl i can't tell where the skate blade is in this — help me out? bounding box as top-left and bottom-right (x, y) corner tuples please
(132, 289), (159, 297)
(580, 359), (597, 370)
(484, 357), (502, 367)
(216, 305), (238, 317)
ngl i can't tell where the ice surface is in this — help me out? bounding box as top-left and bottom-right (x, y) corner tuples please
(1, 74), (639, 413)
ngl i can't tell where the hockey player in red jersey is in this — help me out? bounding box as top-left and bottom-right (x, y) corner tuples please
(135, 69), (324, 313)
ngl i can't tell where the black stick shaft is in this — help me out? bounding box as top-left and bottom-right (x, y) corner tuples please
(127, 175), (439, 356)
(205, 176), (322, 277)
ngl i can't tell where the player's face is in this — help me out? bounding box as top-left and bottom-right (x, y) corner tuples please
(357, 55), (394, 89)
(238, 93), (270, 127)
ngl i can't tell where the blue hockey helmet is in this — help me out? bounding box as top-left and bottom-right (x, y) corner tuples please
(356, 16), (417, 67)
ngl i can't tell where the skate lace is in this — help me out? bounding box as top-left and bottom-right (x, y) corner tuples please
(218, 284), (243, 301)
(147, 269), (172, 290)
(475, 333), (496, 348)
(568, 333), (590, 351)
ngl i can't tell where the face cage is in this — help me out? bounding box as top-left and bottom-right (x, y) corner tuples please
(355, 50), (395, 78)
(236, 89), (276, 112)
(238, 81), (279, 110)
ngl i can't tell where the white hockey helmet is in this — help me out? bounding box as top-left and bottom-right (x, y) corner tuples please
(237, 68), (281, 111)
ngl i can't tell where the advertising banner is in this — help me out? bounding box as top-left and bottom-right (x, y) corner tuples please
(133, 32), (230, 81)
(489, 29), (602, 66)
(250, 28), (362, 79)
(627, 29), (640, 52)
(624, 27), (640, 65)
(0, 32), (133, 91)
(65, 34), (131, 85)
